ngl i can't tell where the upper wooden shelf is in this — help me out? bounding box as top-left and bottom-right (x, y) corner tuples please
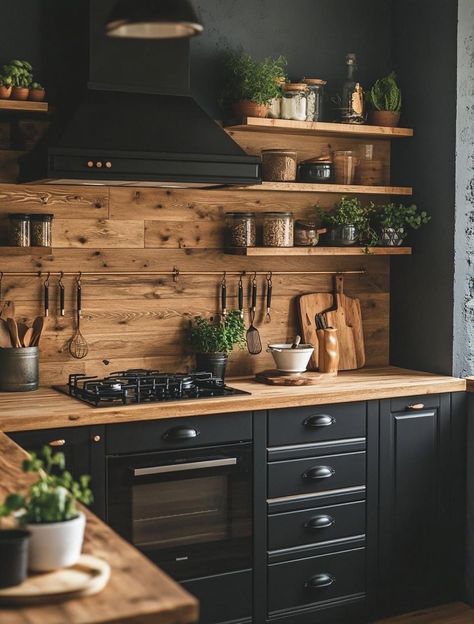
(227, 246), (412, 256)
(0, 100), (49, 113)
(226, 117), (413, 138)
(235, 181), (413, 195)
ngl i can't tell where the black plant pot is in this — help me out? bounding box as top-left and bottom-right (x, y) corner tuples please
(195, 352), (228, 381)
(0, 529), (30, 588)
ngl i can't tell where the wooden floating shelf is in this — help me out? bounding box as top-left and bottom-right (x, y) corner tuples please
(227, 246), (412, 256)
(226, 117), (413, 138)
(236, 181), (413, 195)
(0, 100), (48, 113)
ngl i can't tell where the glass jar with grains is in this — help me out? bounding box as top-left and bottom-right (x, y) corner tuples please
(31, 213), (54, 247)
(8, 213), (31, 247)
(262, 212), (294, 247)
(225, 212), (256, 248)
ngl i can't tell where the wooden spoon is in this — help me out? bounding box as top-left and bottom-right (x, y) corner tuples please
(6, 317), (21, 348)
(0, 319), (12, 348)
(17, 322), (29, 347)
(30, 316), (45, 347)
(23, 327), (34, 347)
(0, 301), (15, 321)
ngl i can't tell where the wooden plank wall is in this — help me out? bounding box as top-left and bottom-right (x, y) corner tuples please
(0, 132), (391, 385)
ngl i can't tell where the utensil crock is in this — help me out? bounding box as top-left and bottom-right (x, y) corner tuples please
(0, 347), (39, 392)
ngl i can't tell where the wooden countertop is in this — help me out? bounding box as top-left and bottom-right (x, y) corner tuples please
(465, 377), (474, 392)
(0, 367), (466, 432)
(0, 433), (198, 624)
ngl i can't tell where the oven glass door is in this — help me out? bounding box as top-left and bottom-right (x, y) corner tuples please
(107, 443), (252, 580)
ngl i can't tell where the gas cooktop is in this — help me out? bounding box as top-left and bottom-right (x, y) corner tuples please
(53, 370), (250, 408)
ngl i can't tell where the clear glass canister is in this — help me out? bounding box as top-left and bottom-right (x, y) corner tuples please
(30, 213), (54, 247)
(281, 83), (308, 121)
(262, 212), (294, 247)
(8, 213), (30, 247)
(225, 212), (256, 248)
(303, 78), (326, 121)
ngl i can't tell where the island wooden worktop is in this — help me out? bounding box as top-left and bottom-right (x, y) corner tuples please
(0, 433), (198, 624)
(0, 367), (466, 432)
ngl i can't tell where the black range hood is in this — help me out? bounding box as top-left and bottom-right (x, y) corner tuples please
(19, 1), (260, 188)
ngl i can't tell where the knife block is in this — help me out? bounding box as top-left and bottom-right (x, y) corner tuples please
(317, 328), (339, 374)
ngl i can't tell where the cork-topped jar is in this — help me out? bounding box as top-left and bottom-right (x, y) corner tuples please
(261, 149), (298, 182)
(281, 83), (308, 121)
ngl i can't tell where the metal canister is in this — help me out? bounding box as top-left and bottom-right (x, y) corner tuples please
(0, 347), (39, 392)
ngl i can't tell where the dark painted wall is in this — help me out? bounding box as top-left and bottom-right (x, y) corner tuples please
(389, 0), (458, 375)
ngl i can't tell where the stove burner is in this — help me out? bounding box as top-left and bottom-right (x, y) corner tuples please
(53, 369), (249, 407)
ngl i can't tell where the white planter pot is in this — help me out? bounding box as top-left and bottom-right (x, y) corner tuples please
(27, 511), (86, 572)
(267, 343), (314, 373)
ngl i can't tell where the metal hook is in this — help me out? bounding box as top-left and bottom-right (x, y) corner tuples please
(221, 271), (227, 286)
(44, 272), (50, 288)
(58, 271), (64, 287)
(76, 271), (82, 286)
(173, 266), (180, 283)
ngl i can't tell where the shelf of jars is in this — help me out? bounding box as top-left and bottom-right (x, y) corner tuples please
(235, 181), (413, 195)
(226, 117), (413, 138)
(225, 246), (412, 256)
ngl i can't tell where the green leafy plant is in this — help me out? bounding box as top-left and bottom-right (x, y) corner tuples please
(366, 72), (401, 112)
(376, 202), (430, 231)
(0, 75), (12, 88)
(29, 82), (44, 90)
(189, 310), (246, 354)
(317, 197), (378, 249)
(3, 60), (33, 88)
(220, 50), (287, 107)
(0, 446), (93, 525)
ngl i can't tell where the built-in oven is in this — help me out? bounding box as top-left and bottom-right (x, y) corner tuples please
(106, 441), (252, 581)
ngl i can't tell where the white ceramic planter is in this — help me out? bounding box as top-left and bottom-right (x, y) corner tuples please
(267, 343), (314, 373)
(27, 511), (86, 571)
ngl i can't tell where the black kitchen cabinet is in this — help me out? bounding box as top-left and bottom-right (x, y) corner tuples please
(377, 393), (467, 617)
(8, 426), (106, 518)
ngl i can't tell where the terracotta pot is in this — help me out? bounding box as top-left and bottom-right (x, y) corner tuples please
(233, 100), (269, 119)
(369, 110), (401, 127)
(12, 87), (30, 101)
(0, 85), (12, 100)
(29, 89), (45, 102)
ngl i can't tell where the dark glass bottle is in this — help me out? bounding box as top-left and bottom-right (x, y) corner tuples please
(341, 53), (364, 123)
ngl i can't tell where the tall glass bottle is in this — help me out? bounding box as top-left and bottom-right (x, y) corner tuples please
(341, 53), (364, 123)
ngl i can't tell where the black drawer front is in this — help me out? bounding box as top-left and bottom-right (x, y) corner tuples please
(390, 394), (440, 413)
(268, 402), (366, 447)
(268, 452), (366, 499)
(106, 412), (252, 454)
(268, 548), (365, 613)
(268, 500), (366, 551)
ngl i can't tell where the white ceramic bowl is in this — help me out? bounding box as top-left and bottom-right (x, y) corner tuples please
(267, 343), (314, 373)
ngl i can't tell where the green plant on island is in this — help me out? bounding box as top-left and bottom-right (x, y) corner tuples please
(366, 72), (401, 112)
(188, 310), (246, 354)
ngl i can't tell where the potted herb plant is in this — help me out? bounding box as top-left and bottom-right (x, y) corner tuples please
(376, 202), (430, 246)
(4, 60), (33, 101)
(366, 72), (402, 127)
(221, 50), (287, 119)
(0, 514), (30, 588)
(0, 445), (93, 572)
(0, 75), (13, 100)
(29, 82), (46, 102)
(189, 310), (246, 380)
(318, 197), (377, 247)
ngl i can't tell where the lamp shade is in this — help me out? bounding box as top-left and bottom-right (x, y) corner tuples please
(106, 0), (203, 39)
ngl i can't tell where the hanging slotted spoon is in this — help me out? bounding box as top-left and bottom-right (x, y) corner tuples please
(246, 275), (262, 355)
(69, 275), (89, 359)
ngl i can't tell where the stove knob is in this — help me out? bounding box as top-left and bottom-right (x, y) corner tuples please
(93, 435), (101, 443)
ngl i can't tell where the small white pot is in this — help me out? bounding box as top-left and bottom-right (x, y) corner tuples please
(27, 511), (86, 572)
(267, 343), (314, 373)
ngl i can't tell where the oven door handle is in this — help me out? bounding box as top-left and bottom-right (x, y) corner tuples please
(133, 457), (238, 477)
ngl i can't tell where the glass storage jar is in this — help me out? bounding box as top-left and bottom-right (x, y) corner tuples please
(262, 212), (294, 247)
(8, 213), (30, 247)
(30, 213), (53, 247)
(281, 83), (308, 121)
(295, 220), (326, 246)
(303, 78), (326, 122)
(225, 212), (256, 248)
(261, 149), (298, 182)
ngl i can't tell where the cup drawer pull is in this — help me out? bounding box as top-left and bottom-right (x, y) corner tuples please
(407, 403), (425, 410)
(162, 426), (200, 441)
(304, 514), (335, 530)
(303, 414), (336, 428)
(305, 573), (335, 589)
(302, 466), (335, 480)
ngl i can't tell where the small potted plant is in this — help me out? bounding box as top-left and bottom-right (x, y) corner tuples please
(4, 60), (33, 101)
(0, 445), (93, 572)
(29, 82), (46, 102)
(0, 512), (30, 588)
(366, 72), (402, 127)
(221, 50), (287, 119)
(0, 75), (13, 99)
(376, 202), (431, 246)
(188, 310), (246, 380)
(318, 197), (377, 247)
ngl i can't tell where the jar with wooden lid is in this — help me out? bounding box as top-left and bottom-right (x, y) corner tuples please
(31, 213), (54, 247)
(261, 149), (297, 181)
(303, 78), (326, 121)
(8, 213), (30, 247)
(281, 83), (308, 121)
(262, 212), (294, 247)
(225, 212), (256, 248)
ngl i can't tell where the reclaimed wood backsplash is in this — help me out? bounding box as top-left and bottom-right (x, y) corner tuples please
(0, 181), (390, 385)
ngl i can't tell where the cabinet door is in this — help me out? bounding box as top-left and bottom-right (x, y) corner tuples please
(378, 393), (466, 617)
(8, 426), (106, 518)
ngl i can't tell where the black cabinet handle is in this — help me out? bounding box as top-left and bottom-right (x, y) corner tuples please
(303, 414), (336, 428)
(304, 514), (335, 530)
(302, 465), (335, 480)
(305, 573), (335, 590)
(162, 426), (200, 441)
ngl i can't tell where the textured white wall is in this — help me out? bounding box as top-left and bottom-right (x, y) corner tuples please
(453, 0), (474, 376)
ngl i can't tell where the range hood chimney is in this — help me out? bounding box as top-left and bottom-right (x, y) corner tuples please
(19, 0), (260, 188)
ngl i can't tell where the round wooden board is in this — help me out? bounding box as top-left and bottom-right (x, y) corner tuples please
(255, 369), (325, 386)
(0, 554), (111, 605)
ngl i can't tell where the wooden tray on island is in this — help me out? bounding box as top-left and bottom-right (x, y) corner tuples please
(255, 369), (336, 386)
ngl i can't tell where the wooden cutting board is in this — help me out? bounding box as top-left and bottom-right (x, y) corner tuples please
(255, 370), (324, 386)
(297, 293), (333, 370)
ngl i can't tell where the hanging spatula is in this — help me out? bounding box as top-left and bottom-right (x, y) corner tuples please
(246, 275), (262, 355)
